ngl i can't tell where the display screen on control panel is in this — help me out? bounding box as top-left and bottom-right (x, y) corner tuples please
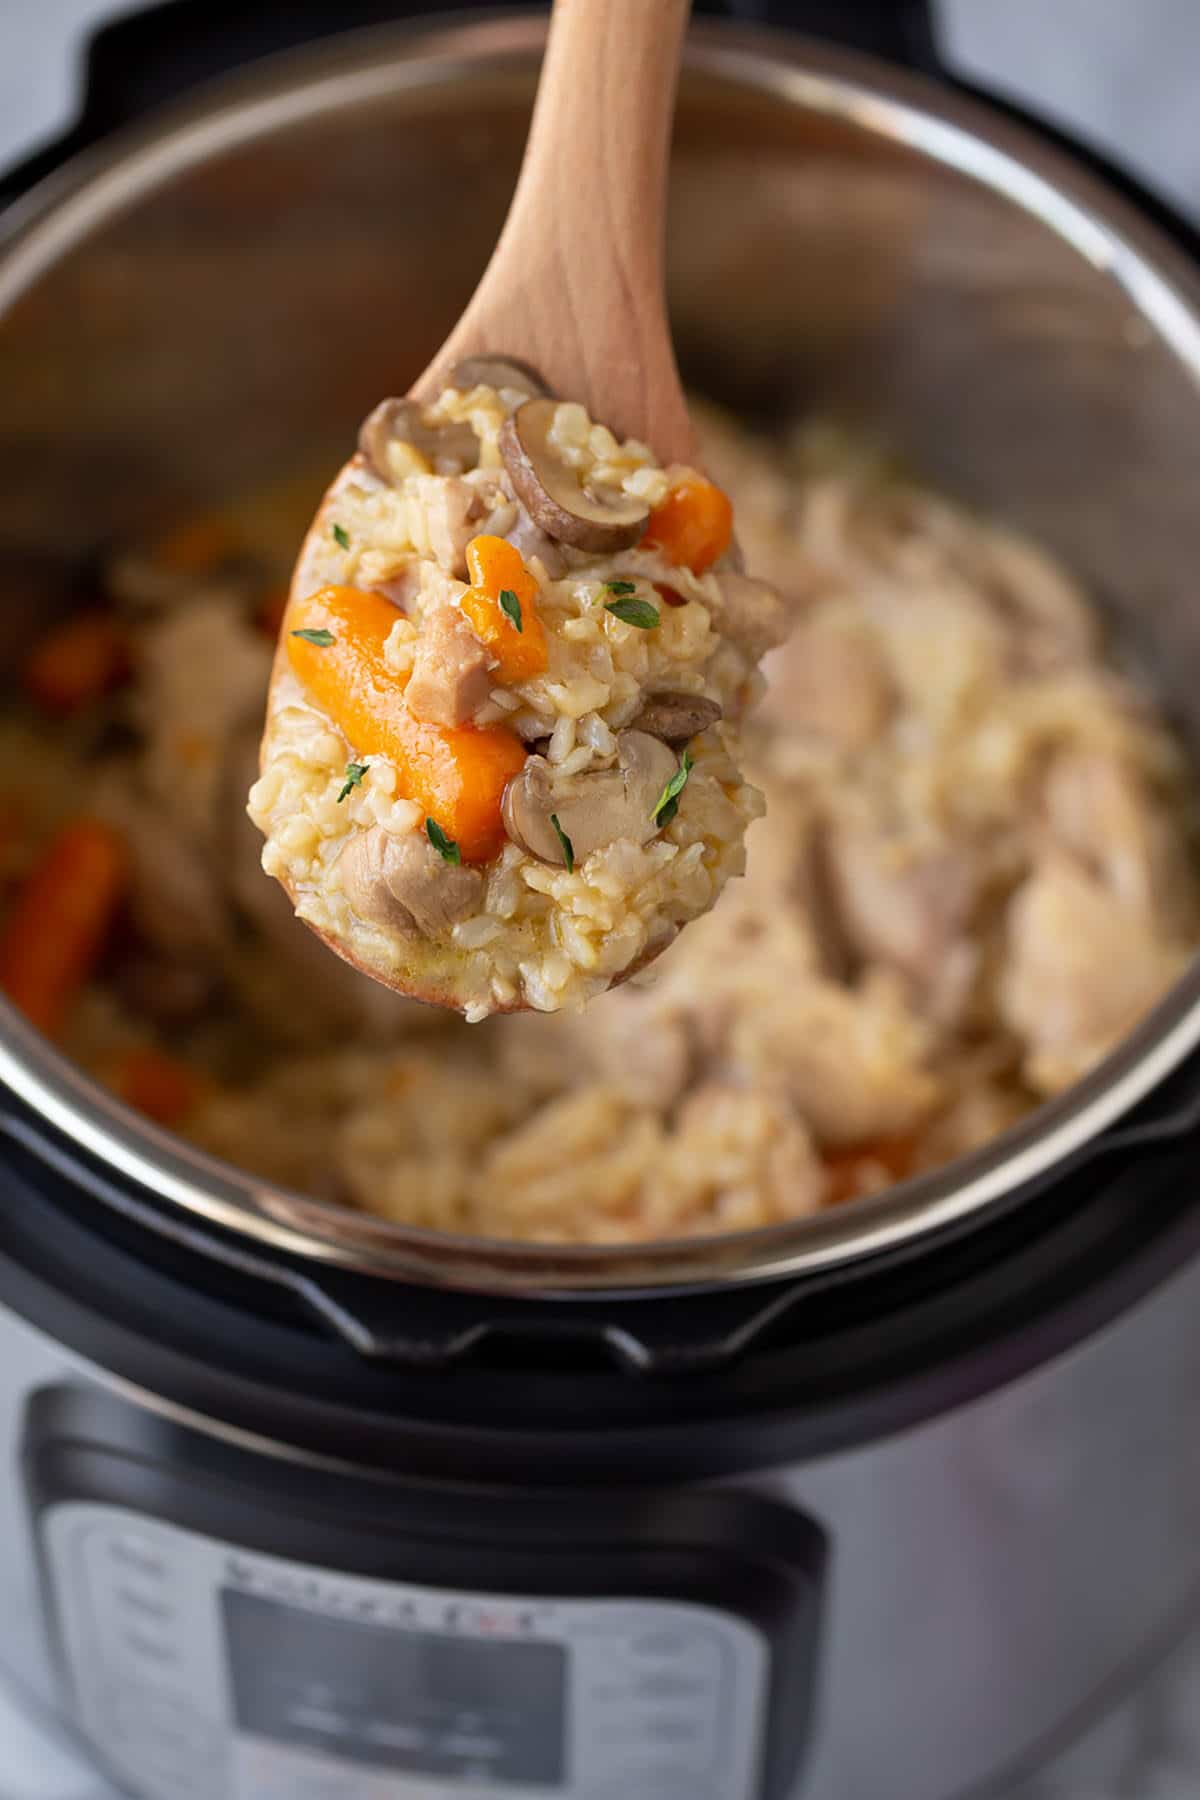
(222, 1589), (567, 1785)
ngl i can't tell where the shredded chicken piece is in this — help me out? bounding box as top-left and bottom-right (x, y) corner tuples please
(1000, 853), (1185, 1094)
(976, 522), (1099, 672)
(762, 607), (892, 749)
(1041, 746), (1194, 929)
(409, 474), (482, 578)
(405, 600), (494, 727)
(732, 969), (943, 1148)
(707, 570), (790, 660)
(336, 826), (484, 938)
(820, 815), (977, 988)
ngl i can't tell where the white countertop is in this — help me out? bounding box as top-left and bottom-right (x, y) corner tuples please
(0, 3), (1197, 1797)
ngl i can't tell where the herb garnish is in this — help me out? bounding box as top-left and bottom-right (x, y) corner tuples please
(331, 522), (351, 550)
(605, 596), (660, 630)
(291, 627), (336, 647)
(604, 579), (637, 596)
(653, 748), (693, 827)
(499, 588), (523, 633)
(426, 818), (462, 865)
(337, 761), (368, 802)
(550, 812), (575, 873)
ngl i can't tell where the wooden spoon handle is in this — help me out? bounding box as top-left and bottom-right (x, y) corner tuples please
(413, 0), (695, 463)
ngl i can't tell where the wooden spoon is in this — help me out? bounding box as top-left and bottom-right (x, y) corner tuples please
(412, 0), (695, 463)
(265, 0), (696, 1011)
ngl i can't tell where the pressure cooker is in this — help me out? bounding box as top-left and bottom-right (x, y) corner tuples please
(1, 2), (1200, 1796)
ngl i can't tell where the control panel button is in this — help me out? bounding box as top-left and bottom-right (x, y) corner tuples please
(586, 1774), (715, 1800)
(105, 1688), (224, 1767)
(637, 1673), (709, 1700)
(109, 1532), (168, 1577)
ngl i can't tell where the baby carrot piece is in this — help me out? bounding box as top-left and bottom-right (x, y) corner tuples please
(642, 475), (734, 574)
(23, 612), (130, 715)
(153, 514), (237, 574)
(103, 1045), (206, 1128)
(287, 586), (527, 863)
(461, 535), (548, 683)
(0, 819), (127, 1038)
(823, 1135), (918, 1207)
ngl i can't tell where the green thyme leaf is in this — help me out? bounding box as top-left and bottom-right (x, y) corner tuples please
(605, 597), (660, 630)
(653, 748), (693, 828)
(290, 627), (335, 647)
(426, 817), (462, 865)
(604, 579), (637, 596)
(498, 587), (523, 633)
(337, 761), (368, 803)
(550, 812), (575, 873)
(331, 522), (351, 551)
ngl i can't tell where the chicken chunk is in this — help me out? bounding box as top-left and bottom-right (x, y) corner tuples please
(578, 988), (693, 1111)
(135, 595), (272, 835)
(405, 600), (494, 727)
(977, 523), (1099, 672)
(820, 816), (977, 989)
(999, 853), (1185, 1095)
(707, 571), (790, 661)
(1041, 746), (1195, 933)
(410, 475), (483, 579)
(732, 969), (942, 1148)
(336, 825), (483, 938)
(762, 607), (892, 749)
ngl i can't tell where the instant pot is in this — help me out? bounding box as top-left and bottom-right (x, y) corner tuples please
(2, 3), (1200, 1796)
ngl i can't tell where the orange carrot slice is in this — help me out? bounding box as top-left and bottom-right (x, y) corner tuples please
(103, 1045), (206, 1128)
(0, 820), (128, 1038)
(287, 586), (527, 863)
(153, 515), (237, 574)
(461, 535), (548, 684)
(642, 475), (734, 574)
(23, 613), (130, 715)
(823, 1135), (918, 1207)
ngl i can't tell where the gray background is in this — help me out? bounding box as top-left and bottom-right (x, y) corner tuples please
(0, 2), (1197, 1797)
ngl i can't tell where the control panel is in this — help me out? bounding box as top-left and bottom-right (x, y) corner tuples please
(41, 1503), (768, 1800)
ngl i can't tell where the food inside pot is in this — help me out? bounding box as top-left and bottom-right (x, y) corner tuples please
(256, 377), (779, 1018)
(2, 404), (1196, 1242)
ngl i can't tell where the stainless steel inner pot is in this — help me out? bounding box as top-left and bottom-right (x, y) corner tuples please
(1, 13), (1200, 1293)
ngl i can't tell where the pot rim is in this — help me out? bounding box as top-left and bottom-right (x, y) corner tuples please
(2, 12), (1200, 1295)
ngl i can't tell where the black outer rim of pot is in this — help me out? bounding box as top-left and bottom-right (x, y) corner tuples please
(0, 1091), (1197, 1483)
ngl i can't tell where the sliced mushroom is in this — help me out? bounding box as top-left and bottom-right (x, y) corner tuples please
(359, 398), (480, 482)
(632, 691), (722, 746)
(499, 398), (650, 553)
(449, 355), (551, 399)
(503, 730), (679, 866)
(337, 826), (484, 938)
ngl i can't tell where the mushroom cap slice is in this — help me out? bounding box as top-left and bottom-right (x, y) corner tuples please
(449, 355), (551, 399)
(503, 730), (679, 867)
(359, 398), (480, 481)
(499, 398), (651, 553)
(633, 691), (722, 746)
